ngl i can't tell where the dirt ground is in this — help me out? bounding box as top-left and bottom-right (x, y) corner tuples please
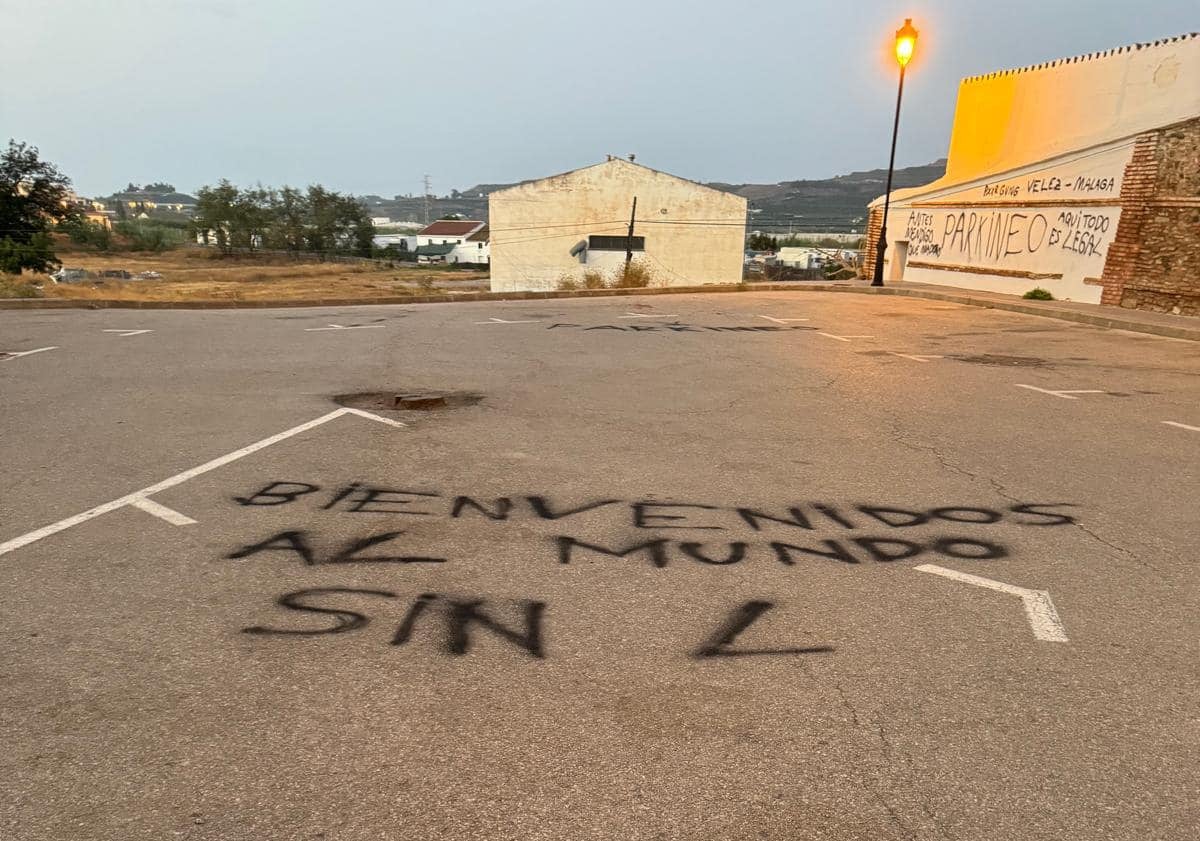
(28, 246), (489, 302)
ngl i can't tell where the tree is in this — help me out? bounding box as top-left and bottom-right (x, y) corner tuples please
(143, 182), (175, 194)
(194, 180), (239, 253)
(268, 187), (309, 253)
(0, 140), (78, 274)
(193, 179), (374, 258)
(61, 218), (114, 251)
(746, 233), (779, 251)
(353, 216), (375, 257)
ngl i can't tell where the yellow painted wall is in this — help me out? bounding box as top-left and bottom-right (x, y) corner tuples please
(945, 35), (1199, 185)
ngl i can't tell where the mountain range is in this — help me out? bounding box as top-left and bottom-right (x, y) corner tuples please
(367, 160), (948, 232)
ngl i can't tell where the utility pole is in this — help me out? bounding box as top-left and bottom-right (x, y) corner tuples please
(624, 196), (638, 269)
(423, 175), (432, 225)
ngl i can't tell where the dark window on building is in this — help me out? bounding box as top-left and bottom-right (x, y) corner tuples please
(589, 235), (644, 251)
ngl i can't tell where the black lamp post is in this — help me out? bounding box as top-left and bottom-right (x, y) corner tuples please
(872, 18), (919, 287)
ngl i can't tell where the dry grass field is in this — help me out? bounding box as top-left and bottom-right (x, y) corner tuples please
(18, 246), (489, 302)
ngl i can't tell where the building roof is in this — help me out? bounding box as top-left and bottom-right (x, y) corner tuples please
(466, 225), (489, 242)
(415, 243), (457, 256)
(488, 157), (745, 203)
(418, 220), (486, 237)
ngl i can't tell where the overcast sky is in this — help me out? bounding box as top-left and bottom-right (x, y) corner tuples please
(2, 0), (1195, 196)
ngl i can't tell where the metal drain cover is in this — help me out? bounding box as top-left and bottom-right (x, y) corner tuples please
(394, 393), (447, 410)
(334, 391), (483, 411)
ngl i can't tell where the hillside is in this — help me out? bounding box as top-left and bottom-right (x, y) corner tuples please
(711, 159), (947, 232)
(372, 159), (947, 232)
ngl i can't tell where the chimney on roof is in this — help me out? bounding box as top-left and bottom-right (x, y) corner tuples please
(606, 154), (614, 162)
(628, 153), (636, 162)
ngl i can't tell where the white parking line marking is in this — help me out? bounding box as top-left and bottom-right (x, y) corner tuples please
(103, 329), (153, 337)
(915, 564), (1069, 643)
(340, 407), (409, 429)
(889, 352), (944, 362)
(129, 497), (197, 526)
(618, 312), (679, 319)
(0, 408), (405, 559)
(1, 346), (57, 360)
(474, 317), (540, 325)
(1162, 421), (1200, 433)
(817, 333), (874, 342)
(304, 324), (382, 331)
(1015, 384), (1106, 400)
(759, 315), (810, 324)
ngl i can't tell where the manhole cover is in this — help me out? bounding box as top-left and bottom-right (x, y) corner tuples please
(334, 391), (483, 411)
(951, 354), (1049, 367)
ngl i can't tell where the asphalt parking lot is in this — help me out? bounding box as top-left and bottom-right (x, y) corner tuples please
(2, 291), (1198, 840)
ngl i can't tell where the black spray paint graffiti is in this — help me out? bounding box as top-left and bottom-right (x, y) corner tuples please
(1047, 210), (1110, 258)
(542, 323), (816, 334)
(940, 211), (1051, 261)
(229, 483), (1077, 568)
(693, 601), (833, 658)
(230, 483), (1078, 658)
(243, 589), (817, 661)
(245, 589), (546, 657)
(904, 212), (940, 257)
(553, 534), (1007, 567)
(904, 208), (1115, 263)
(981, 173), (1118, 200)
(233, 482), (1076, 531)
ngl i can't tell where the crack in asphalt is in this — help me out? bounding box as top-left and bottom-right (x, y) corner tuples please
(833, 682), (921, 840)
(881, 409), (1161, 574)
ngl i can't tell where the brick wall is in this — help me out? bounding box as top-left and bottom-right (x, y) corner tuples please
(1100, 117), (1200, 316)
(859, 206), (885, 280)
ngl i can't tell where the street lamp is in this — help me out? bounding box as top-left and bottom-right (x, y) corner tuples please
(872, 17), (918, 287)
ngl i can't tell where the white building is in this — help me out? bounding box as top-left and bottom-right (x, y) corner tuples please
(489, 158), (747, 292)
(777, 247), (827, 270)
(414, 220), (490, 265)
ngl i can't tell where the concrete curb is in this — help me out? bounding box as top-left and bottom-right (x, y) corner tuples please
(0, 284), (813, 311)
(2, 282), (1196, 341)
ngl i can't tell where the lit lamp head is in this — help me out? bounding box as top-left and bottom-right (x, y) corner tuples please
(895, 18), (918, 68)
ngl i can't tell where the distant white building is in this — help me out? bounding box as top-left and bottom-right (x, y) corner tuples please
(373, 234), (418, 252)
(777, 247), (826, 270)
(370, 216), (392, 226)
(414, 220), (490, 265)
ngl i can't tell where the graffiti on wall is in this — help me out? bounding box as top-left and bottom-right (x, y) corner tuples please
(963, 145), (1130, 205)
(902, 206), (1119, 267)
(897, 144), (1129, 276)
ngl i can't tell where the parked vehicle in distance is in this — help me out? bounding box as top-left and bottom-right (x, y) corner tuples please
(134, 271), (162, 280)
(50, 267), (89, 283)
(98, 270), (132, 279)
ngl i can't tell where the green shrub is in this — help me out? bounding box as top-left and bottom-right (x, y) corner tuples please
(60, 219), (114, 251)
(115, 220), (186, 252)
(1023, 287), (1054, 300)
